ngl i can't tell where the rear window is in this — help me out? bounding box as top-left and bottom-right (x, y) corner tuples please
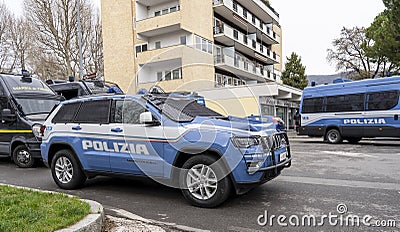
(74, 100), (111, 124)
(52, 102), (81, 123)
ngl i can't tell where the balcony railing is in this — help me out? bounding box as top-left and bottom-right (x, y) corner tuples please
(214, 19), (279, 63)
(215, 52), (274, 81)
(213, 0), (280, 44)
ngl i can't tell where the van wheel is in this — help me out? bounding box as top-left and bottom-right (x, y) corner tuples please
(180, 155), (232, 208)
(51, 150), (86, 190)
(12, 145), (35, 168)
(326, 129), (342, 144)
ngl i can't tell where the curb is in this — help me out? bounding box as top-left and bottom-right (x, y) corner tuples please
(56, 199), (104, 232)
(0, 184), (104, 232)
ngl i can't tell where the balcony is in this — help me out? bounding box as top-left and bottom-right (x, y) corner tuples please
(214, 19), (279, 64)
(214, 49), (275, 83)
(136, 11), (182, 38)
(213, 0), (279, 45)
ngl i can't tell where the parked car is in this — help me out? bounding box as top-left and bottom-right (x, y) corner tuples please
(0, 73), (63, 167)
(47, 79), (123, 100)
(34, 94), (291, 207)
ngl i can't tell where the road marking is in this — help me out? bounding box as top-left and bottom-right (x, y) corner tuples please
(277, 176), (400, 191)
(321, 150), (377, 158)
(109, 208), (210, 232)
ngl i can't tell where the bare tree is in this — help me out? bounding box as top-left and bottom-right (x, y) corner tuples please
(9, 16), (32, 70)
(0, 3), (13, 72)
(327, 27), (382, 80)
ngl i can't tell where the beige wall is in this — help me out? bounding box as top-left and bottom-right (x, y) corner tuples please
(206, 97), (260, 117)
(101, 0), (136, 92)
(181, 0), (214, 41)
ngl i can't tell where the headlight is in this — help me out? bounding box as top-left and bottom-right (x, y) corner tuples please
(32, 123), (44, 138)
(232, 136), (261, 148)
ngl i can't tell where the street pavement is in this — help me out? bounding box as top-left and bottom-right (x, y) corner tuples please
(0, 136), (399, 231)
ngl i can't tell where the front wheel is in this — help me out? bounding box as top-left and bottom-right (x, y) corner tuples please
(51, 150), (86, 190)
(326, 129), (343, 144)
(180, 155), (232, 208)
(12, 145), (35, 168)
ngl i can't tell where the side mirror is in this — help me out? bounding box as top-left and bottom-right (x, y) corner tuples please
(140, 112), (159, 126)
(2, 109), (16, 122)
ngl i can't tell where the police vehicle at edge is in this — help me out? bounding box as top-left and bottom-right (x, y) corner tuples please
(33, 94), (291, 208)
(299, 76), (400, 144)
(0, 71), (63, 168)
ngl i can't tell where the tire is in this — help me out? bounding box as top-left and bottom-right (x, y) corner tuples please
(12, 145), (35, 168)
(347, 137), (362, 144)
(326, 129), (342, 144)
(51, 149), (86, 190)
(180, 155), (232, 208)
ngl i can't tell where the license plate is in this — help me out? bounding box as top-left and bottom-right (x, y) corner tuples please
(280, 152), (287, 162)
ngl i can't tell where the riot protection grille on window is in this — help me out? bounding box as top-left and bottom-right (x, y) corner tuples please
(52, 102), (81, 123)
(74, 100), (110, 124)
(302, 97), (324, 113)
(368, 91), (399, 111)
(326, 94), (365, 112)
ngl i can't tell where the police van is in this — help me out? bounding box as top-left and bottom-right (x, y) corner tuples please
(0, 73), (63, 167)
(299, 76), (400, 143)
(35, 94), (291, 207)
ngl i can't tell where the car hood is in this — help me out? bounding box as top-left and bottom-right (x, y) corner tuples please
(185, 116), (277, 136)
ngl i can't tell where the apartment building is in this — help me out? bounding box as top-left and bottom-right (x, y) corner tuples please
(101, 0), (302, 128)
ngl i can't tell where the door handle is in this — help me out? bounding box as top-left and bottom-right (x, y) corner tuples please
(111, 128), (123, 133)
(395, 115), (399, 121)
(72, 126), (82, 131)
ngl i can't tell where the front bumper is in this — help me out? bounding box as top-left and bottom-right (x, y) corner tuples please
(233, 132), (292, 194)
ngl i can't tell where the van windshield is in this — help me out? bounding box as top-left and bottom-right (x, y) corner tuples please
(15, 97), (60, 115)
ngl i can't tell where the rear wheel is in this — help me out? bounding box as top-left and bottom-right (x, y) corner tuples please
(326, 129), (342, 144)
(12, 145), (35, 168)
(180, 155), (232, 208)
(51, 150), (86, 189)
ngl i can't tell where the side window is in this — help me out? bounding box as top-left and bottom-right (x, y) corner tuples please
(52, 102), (81, 123)
(368, 91), (399, 111)
(326, 94), (365, 112)
(113, 100), (147, 124)
(302, 97), (324, 113)
(74, 100), (111, 124)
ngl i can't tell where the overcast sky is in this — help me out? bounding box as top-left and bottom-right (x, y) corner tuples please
(4, 0), (385, 75)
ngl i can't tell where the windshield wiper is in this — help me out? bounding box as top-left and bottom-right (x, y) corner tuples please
(25, 112), (50, 116)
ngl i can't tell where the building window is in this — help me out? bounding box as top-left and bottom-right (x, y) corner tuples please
(135, 44), (148, 56)
(155, 41), (161, 49)
(180, 36), (187, 45)
(243, 35), (248, 45)
(233, 1), (238, 11)
(233, 30), (238, 40)
(195, 35), (213, 54)
(162, 9), (169, 15)
(165, 71), (172, 80)
(157, 72), (163, 81)
(252, 15), (256, 24)
(243, 9), (247, 18)
(170, 6), (177, 12)
(155, 11), (161, 17)
(172, 68), (182, 80)
(195, 36), (202, 50)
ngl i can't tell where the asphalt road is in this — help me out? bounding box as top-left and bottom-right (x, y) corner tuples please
(0, 136), (399, 231)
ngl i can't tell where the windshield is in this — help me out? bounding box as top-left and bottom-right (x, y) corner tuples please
(143, 95), (222, 122)
(15, 98), (60, 115)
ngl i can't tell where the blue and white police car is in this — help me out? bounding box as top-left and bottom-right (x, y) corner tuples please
(34, 94), (291, 207)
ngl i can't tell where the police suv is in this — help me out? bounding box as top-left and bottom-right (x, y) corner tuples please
(35, 94), (291, 207)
